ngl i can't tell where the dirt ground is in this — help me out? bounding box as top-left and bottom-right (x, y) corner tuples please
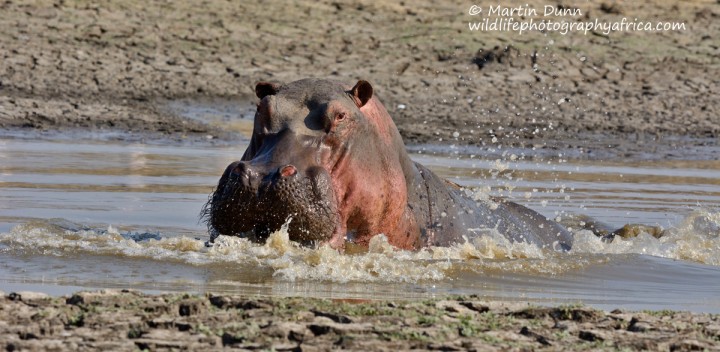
(2, 290), (719, 351)
(2, 1), (720, 350)
(0, 0), (718, 148)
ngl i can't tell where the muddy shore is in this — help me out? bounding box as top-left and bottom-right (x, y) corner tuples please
(2, 1), (720, 350)
(2, 290), (719, 351)
(1, 0), (718, 149)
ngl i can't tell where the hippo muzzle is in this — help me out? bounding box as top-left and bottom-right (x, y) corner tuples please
(209, 133), (339, 244)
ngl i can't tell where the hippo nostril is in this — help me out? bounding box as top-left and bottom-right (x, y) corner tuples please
(231, 163), (245, 177)
(279, 165), (297, 177)
(230, 162), (257, 180)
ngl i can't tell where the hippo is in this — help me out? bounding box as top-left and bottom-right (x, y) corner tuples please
(205, 78), (573, 251)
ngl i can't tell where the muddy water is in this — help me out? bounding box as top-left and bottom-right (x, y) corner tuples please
(1, 106), (720, 313)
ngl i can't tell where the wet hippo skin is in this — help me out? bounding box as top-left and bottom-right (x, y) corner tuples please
(206, 78), (573, 251)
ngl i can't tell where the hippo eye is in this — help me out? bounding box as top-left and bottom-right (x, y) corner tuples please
(335, 112), (346, 121)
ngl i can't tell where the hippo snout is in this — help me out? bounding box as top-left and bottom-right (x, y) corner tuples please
(229, 161), (298, 183)
(209, 160), (339, 245)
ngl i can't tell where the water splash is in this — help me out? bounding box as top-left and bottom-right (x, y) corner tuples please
(570, 209), (720, 266)
(1, 210), (718, 283)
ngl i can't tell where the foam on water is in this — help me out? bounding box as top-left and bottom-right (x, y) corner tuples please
(571, 209), (720, 266)
(1, 209), (718, 284)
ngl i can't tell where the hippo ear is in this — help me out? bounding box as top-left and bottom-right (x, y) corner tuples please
(350, 80), (373, 108)
(255, 82), (279, 100)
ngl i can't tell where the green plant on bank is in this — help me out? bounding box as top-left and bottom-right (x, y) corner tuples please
(127, 328), (143, 339)
(457, 314), (479, 337)
(417, 315), (437, 326)
(578, 339), (616, 350)
(340, 303), (381, 317)
(67, 312), (85, 327)
(477, 333), (503, 345)
(378, 328), (430, 342)
(273, 299), (290, 311)
(403, 330), (431, 342)
(33, 309), (50, 319)
(553, 329), (570, 341)
(525, 317), (543, 328)
(195, 323), (215, 336)
(165, 293), (190, 306)
(317, 299), (407, 318)
(480, 311), (504, 331)
(221, 320), (262, 341)
(83, 301), (129, 315)
(558, 303), (585, 320)
(641, 309), (676, 317)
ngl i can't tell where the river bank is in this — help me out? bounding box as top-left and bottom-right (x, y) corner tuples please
(1, 0), (718, 148)
(2, 290), (719, 351)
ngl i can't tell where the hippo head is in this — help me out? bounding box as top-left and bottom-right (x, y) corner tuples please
(206, 78), (420, 249)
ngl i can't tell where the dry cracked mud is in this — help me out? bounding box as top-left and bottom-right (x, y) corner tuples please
(2, 290), (719, 351)
(0, 0), (718, 151)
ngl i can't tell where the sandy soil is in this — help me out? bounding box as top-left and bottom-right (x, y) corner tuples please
(2, 290), (719, 351)
(0, 0), (718, 148)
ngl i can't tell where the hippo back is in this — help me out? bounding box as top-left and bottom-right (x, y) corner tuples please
(411, 163), (572, 250)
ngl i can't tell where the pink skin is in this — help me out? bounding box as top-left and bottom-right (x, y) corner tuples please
(321, 94), (421, 251)
(212, 79), (574, 251)
(230, 80), (421, 251)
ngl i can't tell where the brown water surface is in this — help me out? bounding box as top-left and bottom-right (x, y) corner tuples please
(1, 101), (719, 313)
